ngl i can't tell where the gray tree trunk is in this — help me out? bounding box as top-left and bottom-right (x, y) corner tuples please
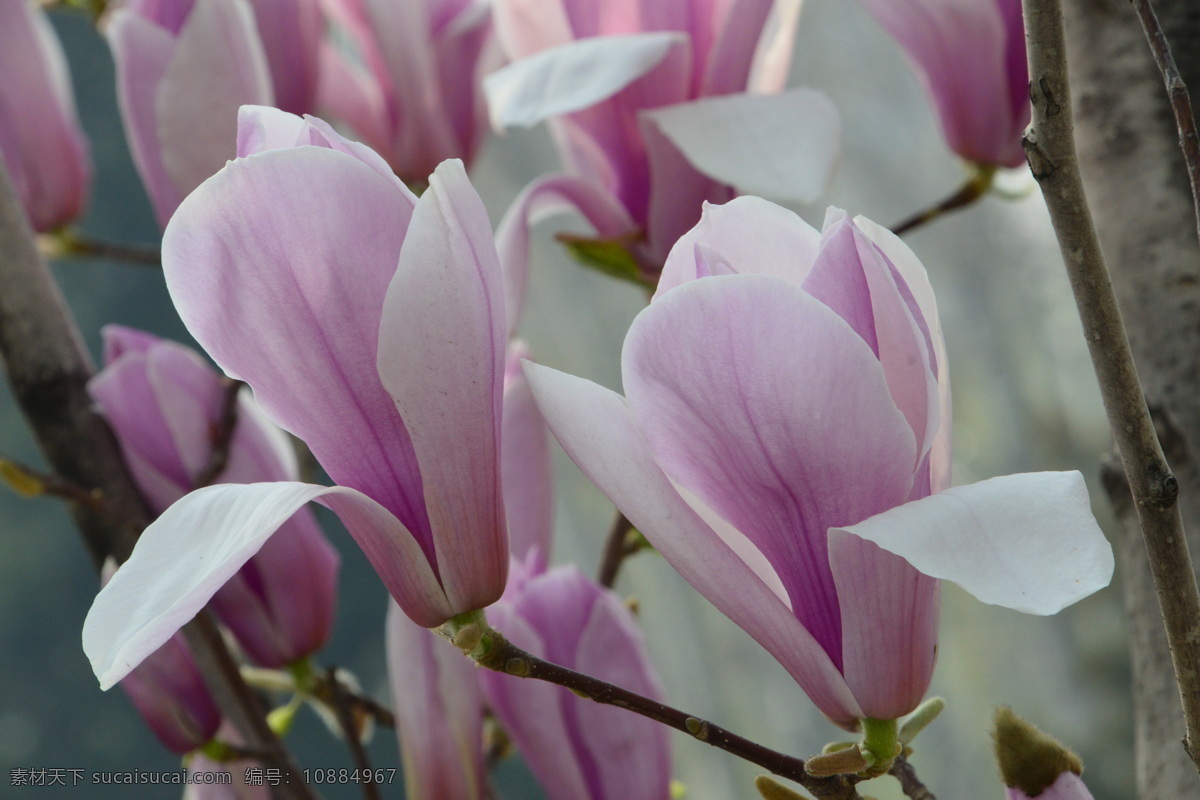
(1062, 1), (1200, 797)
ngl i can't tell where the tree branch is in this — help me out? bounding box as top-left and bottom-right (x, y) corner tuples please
(1130, 0), (1200, 247)
(0, 159), (318, 800)
(889, 755), (936, 800)
(1022, 0), (1200, 777)
(473, 628), (863, 800)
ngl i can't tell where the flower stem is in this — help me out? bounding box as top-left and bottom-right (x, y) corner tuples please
(890, 166), (995, 236)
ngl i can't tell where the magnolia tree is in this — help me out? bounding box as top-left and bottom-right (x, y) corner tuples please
(1, 1), (1197, 799)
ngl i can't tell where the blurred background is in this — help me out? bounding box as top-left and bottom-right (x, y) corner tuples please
(0, 1), (1127, 798)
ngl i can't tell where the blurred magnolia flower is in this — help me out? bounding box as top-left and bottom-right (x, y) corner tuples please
(0, 0), (91, 232)
(487, 0), (839, 275)
(102, 559), (221, 754)
(182, 722), (270, 800)
(992, 707), (1096, 800)
(106, 0), (275, 227)
(89, 326), (339, 669)
(525, 197), (1113, 728)
(318, 0), (498, 184)
(84, 109), (512, 689)
(859, 0), (1029, 168)
(481, 562), (672, 800)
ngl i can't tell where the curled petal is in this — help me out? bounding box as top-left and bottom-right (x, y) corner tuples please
(834, 471), (1113, 615)
(502, 343), (554, 571)
(84, 482), (448, 689)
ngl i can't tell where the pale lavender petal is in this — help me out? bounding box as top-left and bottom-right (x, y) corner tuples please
(161, 145), (430, 543)
(655, 196), (822, 298)
(84, 481), (449, 689)
(106, 10), (183, 228)
(314, 41), (392, 158)
(803, 212), (938, 463)
(247, 0), (323, 115)
(1007, 772), (1095, 800)
(377, 159), (508, 614)
(829, 533), (939, 721)
(836, 472), (1113, 615)
(502, 343), (554, 571)
(643, 89), (840, 204)
(745, 0), (804, 93)
(492, 0), (574, 59)
(524, 362), (864, 724)
(386, 601), (488, 800)
(855, 215), (951, 490)
(495, 172), (641, 334)
(485, 33), (686, 129)
(0, 0), (90, 232)
(102, 324), (161, 362)
(157, 0), (274, 205)
(623, 275), (917, 662)
(699, 0), (774, 94)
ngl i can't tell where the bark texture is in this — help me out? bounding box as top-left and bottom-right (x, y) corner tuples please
(1063, 1), (1200, 796)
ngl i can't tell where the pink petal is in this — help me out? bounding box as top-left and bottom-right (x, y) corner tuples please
(106, 11), (184, 228)
(492, 0), (574, 59)
(386, 602), (488, 800)
(502, 343), (554, 571)
(835, 472), (1113, 615)
(84, 481), (448, 689)
(485, 32), (686, 129)
(655, 196), (823, 298)
(377, 159), (509, 614)
(161, 145), (431, 545)
(1007, 772), (1095, 800)
(157, 0), (274, 206)
(314, 41), (392, 159)
(247, 0), (323, 115)
(642, 89), (841, 204)
(829, 533), (939, 720)
(744, 0), (804, 93)
(623, 275), (918, 662)
(495, 172), (641, 334)
(0, 0), (90, 232)
(700, 0), (780, 95)
(523, 362), (864, 725)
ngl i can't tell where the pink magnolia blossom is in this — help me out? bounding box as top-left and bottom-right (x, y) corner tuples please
(0, 0), (90, 232)
(318, 0), (498, 184)
(486, 0), (839, 275)
(526, 197), (1112, 726)
(106, 0), (275, 227)
(481, 562), (672, 800)
(84, 108), (511, 689)
(1005, 773), (1095, 800)
(859, 0), (1029, 168)
(89, 326), (339, 668)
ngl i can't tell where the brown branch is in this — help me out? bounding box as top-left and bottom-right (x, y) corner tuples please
(889, 756), (936, 800)
(1022, 0), (1200, 777)
(0, 159), (318, 800)
(1129, 0), (1200, 248)
(889, 167), (994, 237)
(325, 667), (381, 800)
(0, 455), (107, 512)
(51, 230), (162, 266)
(474, 628), (862, 800)
(597, 511), (635, 588)
(309, 670), (395, 729)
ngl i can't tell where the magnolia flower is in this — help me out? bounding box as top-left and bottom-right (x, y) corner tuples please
(106, 0), (274, 227)
(526, 197), (1112, 726)
(486, 0), (839, 275)
(0, 0), (90, 232)
(84, 109), (510, 689)
(89, 326), (339, 668)
(858, 0), (1029, 168)
(318, 0), (498, 184)
(481, 563), (672, 800)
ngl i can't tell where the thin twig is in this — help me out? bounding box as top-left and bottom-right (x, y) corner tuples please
(53, 230), (162, 266)
(0, 159), (319, 800)
(474, 629), (863, 800)
(325, 668), (381, 800)
(310, 671), (395, 729)
(0, 455), (106, 512)
(889, 756), (936, 800)
(597, 511), (635, 588)
(1129, 0), (1200, 247)
(1022, 0), (1200, 775)
(194, 378), (245, 489)
(889, 167), (994, 236)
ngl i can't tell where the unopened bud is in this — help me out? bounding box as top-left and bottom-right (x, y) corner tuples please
(992, 707), (1083, 797)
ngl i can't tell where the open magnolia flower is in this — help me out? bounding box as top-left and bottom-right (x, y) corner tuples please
(84, 109), (511, 689)
(526, 197), (1113, 728)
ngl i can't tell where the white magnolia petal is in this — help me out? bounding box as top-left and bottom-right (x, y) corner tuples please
(484, 32), (687, 130)
(643, 88), (841, 203)
(836, 472), (1112, 615)
(84, 482), (445, 689)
